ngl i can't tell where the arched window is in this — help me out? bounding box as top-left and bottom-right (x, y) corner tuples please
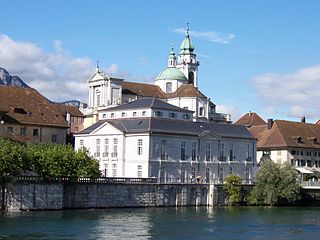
(166, 82), (172, 93)
(188, 72), (194, 84)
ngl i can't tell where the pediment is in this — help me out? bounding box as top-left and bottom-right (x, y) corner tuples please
(200, 130), (219, 140)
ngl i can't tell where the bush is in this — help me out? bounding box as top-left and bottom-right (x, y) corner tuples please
(223, 175), (244, 205)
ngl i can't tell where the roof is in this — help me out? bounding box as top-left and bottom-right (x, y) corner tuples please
(76, 117), (255, 140)
(122, 81), (207, 99)
(155, 67), (188, 81)
(99, 97), (193, 113)
(55, 104), (84, 117)
(234, 112), (266, 126)
(179, 29), (194, 54)
(0, 85), (68, 128)
(122, 81), (164, 98)
(249, 120), (320, 150)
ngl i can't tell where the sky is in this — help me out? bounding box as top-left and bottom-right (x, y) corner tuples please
(1, 0), (320, 123)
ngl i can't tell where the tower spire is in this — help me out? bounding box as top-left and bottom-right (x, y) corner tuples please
(186, 19), (190, 36)
(96, 60), (100, 72)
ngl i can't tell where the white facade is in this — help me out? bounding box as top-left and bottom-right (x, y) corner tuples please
(75, 99), (256, 182)
(81, 26), (230, 124)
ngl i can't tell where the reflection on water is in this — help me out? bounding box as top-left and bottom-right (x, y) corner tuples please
(1, 207), (320, 239)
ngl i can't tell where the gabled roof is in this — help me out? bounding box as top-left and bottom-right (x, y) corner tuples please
(100, 97), (193, 113)
(0, 85), (68, 128)
(122, 81), (164, 98)
(249, 120), (320, 150)
(76, 117), (255, 140)
(234, 112), (266, 127)
(122, 81), (207, 99)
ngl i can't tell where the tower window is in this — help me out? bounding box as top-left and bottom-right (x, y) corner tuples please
(188, 72), (194, 84)
(166, 82), (172, 93)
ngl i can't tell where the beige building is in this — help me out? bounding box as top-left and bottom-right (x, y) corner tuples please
(0, 85), (76, 144)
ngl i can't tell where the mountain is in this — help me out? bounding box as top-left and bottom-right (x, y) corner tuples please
(0, 67), (30, 88)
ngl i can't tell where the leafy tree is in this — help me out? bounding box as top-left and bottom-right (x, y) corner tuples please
(0, 137), (27, 178)
(0, 137), (99, 179)
(248, 160), (301, 206)
(223, 175), (243, 205)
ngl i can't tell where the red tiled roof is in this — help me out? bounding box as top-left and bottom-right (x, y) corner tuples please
(249, 120), (320, 150)
(122, 81), (207, 99)
(0, 86), (68, 128)
(234, 112), (266, 126)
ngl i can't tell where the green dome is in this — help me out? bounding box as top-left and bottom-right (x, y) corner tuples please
(179, 31), (194, 54)
(156, 68), (188, 81)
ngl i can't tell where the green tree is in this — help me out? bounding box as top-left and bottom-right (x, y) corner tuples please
(0, 137), (99, 179)
(223, 175), (243, 205)
(248, 160), (301, 206)
(0, 137), (27, 178)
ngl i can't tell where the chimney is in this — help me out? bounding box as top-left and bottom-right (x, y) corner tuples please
(301, 116), (306, 123)
(267, 119), (273, 129)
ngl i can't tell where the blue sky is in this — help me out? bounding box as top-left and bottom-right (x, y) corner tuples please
(1, 0), (320, 122)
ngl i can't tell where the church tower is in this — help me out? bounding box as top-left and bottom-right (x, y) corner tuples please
(176, 24), (199, 88)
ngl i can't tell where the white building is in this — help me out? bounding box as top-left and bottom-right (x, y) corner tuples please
(81, 26), (230, 125)
(75, 98), (256, 183)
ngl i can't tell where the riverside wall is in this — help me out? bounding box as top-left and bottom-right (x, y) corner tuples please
(1, 177), (213, 211)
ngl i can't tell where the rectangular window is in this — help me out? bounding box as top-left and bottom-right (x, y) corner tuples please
(205, 168), (210, 183)
(191, 167), (196, 178)
(137, 165), (142, 178)
(142, 111), (146, 116)
(169, 112), (176, 118)
(246, 167), (250, 181)
(160, 140), (166, 160)
(137, 139), (143, 155)
(51, 134), (57, 143)
(183, 114), (190, 120)
(199, 107), (204, 116)
(104, 139), (109, 157)
(121, 112), (126, 117)
(80, 139), (84, 148)
(32, 129), (39, 137)
(154, 111), (162, 117)
(229, 143), (234, 161)
(7, 127), (13, 135)
(20, 127), (26, 136)
(181, 142), (186, 160)
(229, 166), (233, 175)
(97, 94), (101, 107)
(220, 143), (225, 161)
(112, 138), (118, 157)
(206, 143), (211, 161)
(104, 164), (108, 177)
(192, 142), (197, 161)
(166, 82), (172, 93)
(181, 167), (185, 183)
(112, 164), (117, 177)
(111, 113), (115, 118)
(133, 112), (137, 116)
(219, 166), (224, 182)
(160, 165), (165, 182)
(96, 139), (100, 157)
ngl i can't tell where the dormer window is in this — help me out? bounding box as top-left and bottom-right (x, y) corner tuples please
(154, 111), (162, 117)
(110, 113), (115, 118)
(103, 114), (106, 118)
(133, 112), (137, 117)
(308, 137), (318, 144)
(166, 82), (172, 93)
(183, 114), (190, 120)
(121, 112), (126, 117)
(169, 112), (176, 118)
(142, 111), (146, 116)
(292, 136), (302, 143)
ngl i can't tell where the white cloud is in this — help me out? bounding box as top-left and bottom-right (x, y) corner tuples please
(254, 65), (320, 119)
(216, 104), (239, 121)
(173, 28), (235, 44)
(0, 34), (94, 102)
(0, 34), (155, 103)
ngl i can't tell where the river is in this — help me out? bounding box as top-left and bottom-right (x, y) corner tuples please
(1, 207), (320, 239)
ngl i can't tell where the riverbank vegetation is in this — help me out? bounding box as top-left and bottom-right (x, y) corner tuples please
(224, 160), (301, 206)
(0, 137), (99, 179)
(247, 160), (301, 206)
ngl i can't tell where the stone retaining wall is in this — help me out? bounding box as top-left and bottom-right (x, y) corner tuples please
(1, 180), (211, 211)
